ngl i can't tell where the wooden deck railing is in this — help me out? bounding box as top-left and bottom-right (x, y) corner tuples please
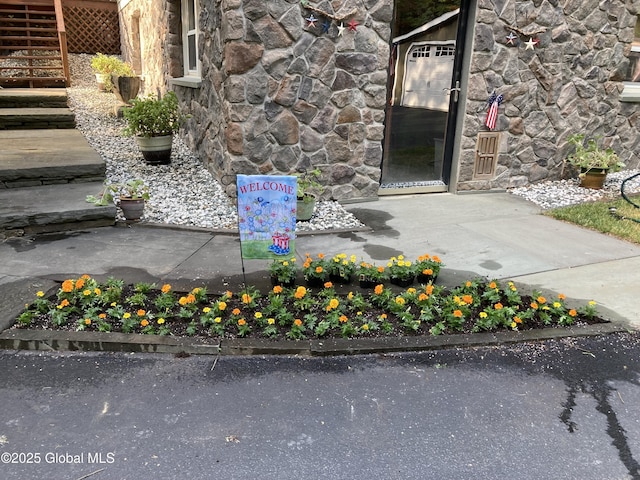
(53, 0), (70, 86)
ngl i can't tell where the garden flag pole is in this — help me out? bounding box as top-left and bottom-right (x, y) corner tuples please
(236, 175), (297, 260)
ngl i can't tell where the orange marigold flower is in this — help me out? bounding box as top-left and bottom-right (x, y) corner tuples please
(237, 318), (246, 326)
(294, 319), (303, 327)
(317, 253), (325, 259)
(531, 301), (539, 310)
(374, 284), (384, 295)
(137, 309), (146, 317)
(422, 268), (433, 276)
(569, 309), (577, 317)
(377, 266), (385, 273)
(462, 295), (473, 305)
(61, 280), (74, 293)
(339, 315), (348, 323)
(273, 285), (283, 294)
(425, 284), (434, 295)
(324, 282), (333, 289)
(466, 281), (472, 287)
(226, 290), (233, 298)
(558, 293), (566, 300)
(81, 274), (91, 280)
(418, 293), (429, 302)
(84, 318), (91, 325)
(59, 299), (70, 308)
(161, 284), (172, 293)
(294, 286), (307, 299)
(514, 316), (522, 324)
(489, 281), (497, 289)
(140, 319), (149, 327)
(98, 313), (107, 319)
(537, 296), (547, 304)
(232, 308), (241, 315)
(75, 278), (85, 290)
(241, 293), (252, 304)
(433, 256), (441, 263)
(186, 294), (196, 304)
(315, 266), (323, 274)
(494, 303), (503, 310)
(453, 309), (463, 318)
(379, 313), (387, 319)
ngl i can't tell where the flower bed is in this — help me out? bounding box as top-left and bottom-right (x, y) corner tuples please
(14, 274), (605, 341)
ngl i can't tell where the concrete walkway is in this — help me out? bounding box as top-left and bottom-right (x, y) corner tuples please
(1, 192), (639, 333)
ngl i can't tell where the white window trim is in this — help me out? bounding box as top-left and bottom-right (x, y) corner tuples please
(621, 44), (640, 102)
(171, 0), (201, 88)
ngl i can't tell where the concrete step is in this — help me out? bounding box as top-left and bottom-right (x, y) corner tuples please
(0, 107), (75, 129)
(0, 181), (116, 234)
(0, 88), (68, 108)
(0, 129), (105, 187)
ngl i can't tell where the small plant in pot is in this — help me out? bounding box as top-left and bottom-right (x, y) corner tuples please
(122, 91), (188, 165)
(566, 133), (625, 189)
(90, 53), (135, 93)
(86, 179), (150, 222)
(295, 169), (324, 221)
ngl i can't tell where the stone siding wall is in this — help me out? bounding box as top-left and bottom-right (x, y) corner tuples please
(458, 0), (640, 191)
(181, 0), (392, 200)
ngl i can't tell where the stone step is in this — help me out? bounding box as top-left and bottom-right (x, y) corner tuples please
(0, 107), (75, 129)
(0, 181), (116, 234)
(0, 129), (105, 187)
(0, 88), (68, 108)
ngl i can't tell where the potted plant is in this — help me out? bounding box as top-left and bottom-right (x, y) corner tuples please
(122, 91), (188, 165)
(86, 179), (150, 221)
(268, 257), (298, 287)
(566, 133), (625, 189)
(295, 169), (324, 221)
(90, 53), (135, 93)
(414, 254), (443, 284)
(356, 262), (387, 288)
(328, 253), (357, 284)
(302, 253), (330, 287)
(386, 255), (415, 287)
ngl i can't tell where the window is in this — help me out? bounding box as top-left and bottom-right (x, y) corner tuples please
(172, 0), (201, 87)
(621, 15), (640, 101)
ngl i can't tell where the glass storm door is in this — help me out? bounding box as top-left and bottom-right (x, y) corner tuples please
(381, 0), (468, 193)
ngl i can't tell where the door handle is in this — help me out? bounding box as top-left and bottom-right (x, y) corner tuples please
(443, 81), (461, 102)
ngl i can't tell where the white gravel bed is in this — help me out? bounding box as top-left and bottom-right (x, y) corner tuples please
(509, 170), (640, 210)
(66, 54), (365, 232)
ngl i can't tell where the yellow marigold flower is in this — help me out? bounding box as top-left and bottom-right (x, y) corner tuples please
(191, 287), (201, 295)
(347, 292), (354, 300)
(537, 296), (547, 304)
(387, 262), (393, 268)
(558, 293), (566, 300)
(232, 308), (241, 315)
(374, 284), (384, 295)
(466, 281), (472, 287)
(76, 278), (85, 290)
(241, 293), (252, 304)
(553, 302), (562, 308)
(179, 296), (188, 306)
(98, 313), (107, 319)
(511, 322), (517, 329)
(94, 288), (101, 295)
(157, 318), (165, 325)
(324, 282), (333, 289)
(489, 281), (497, 289)
(350, 255), (356, 263)
(326, 298), (339, 311)
(569, 309), (577, 317)
(226, 291), (233, 298)
(83, 289), (92, 296)
(294, 319), (303, 327)
(407, 288), (416, 294)
(356, 311), (362, 316)
(110, 302), (117, 307)
(589, 301), (597, 306)
(294, 286), (307, 299)
(315, 266), (323, 274)
(395, 296), (405, 305)
(454, 295), (461, 305)
(479, 312), (488, 319)
(494, 303), (503, 310)
(398, 255), (404, 260)
(255, 312), (263, 319)
(36, 291), (44, 297)
(238, 318), (246, 326)
(214, 317), (222, 323)
(137, 309), (146, 316)
(290, 257), (297, 263)
(267, 318), (275, 325)
(380, 313), (388, 319)
(453, 309), (463, 318)
(218, 301), (227, 311)
(283, 261), (289, 266)
(123, 312), (131, 319)
(140, 319), (149, 327)
(272, 285), (283, 294)
(398, 260), (405, 267)
(406, 261), (411, 266)
(203, 307), (211, 313)
(362, 324), (369, 331)
(514, 316), (522, 324)
(84, 318), (91, 325)
(339, 315), (348, 323)
(161, 284), (171, 293)
(334, 257), (340, 263)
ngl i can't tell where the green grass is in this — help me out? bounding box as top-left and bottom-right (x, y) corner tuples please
(545, 195), (640, 244)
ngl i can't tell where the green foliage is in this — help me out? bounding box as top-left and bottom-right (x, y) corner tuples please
(86, 179), (150, 206)
(393, 0), (459, 37)
(122, 91), (188, 138)
(566, 133), (625, 174)
(90, 53), (135, 91)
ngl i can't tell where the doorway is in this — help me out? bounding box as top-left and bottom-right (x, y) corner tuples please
(380, 2), (468, 193)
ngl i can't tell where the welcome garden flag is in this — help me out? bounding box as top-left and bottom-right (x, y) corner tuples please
(237, 175), (297, 259)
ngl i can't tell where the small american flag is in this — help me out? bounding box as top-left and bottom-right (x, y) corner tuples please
(485, 93), (503, 131)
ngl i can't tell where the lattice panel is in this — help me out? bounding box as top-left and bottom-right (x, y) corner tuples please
(63, 4), (120, 54)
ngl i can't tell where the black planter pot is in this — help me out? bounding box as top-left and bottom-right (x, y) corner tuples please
(305, 276), (327, 288)
(389, 276), (414, 288)
(417, 273), (438, 284)
(135, 135), (173, 165)
(270, 276), (295, 288)
(329, 273), (352, 285)
(358, 276), (378, 289)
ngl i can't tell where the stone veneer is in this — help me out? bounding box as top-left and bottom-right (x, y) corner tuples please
(171, 0), (391, 200)
(458, 0), (640, 191)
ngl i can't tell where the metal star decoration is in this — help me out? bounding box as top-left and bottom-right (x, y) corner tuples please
(506, 32), (518, 46)
(337, 22), (346, 36)
(306, 14), (318, 28)
(524, 37), (538, 50)
(322, 20), (331, 34)
(347, 19), (358, 31)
